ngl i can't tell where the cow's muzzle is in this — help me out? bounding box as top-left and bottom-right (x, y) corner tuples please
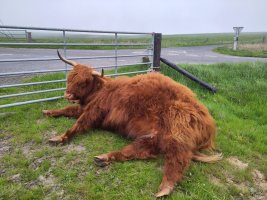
(64, 92), (74, 99)
(64, 92), (80, 104)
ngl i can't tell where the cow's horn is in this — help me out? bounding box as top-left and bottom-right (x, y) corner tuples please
(92, 70), (101, 76)
(57, 50), (77, 66)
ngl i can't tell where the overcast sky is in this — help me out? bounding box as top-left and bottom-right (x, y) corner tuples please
(0, 0), (266, 34)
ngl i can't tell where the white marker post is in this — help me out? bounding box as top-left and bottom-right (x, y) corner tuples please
(233, 27), (244, 51)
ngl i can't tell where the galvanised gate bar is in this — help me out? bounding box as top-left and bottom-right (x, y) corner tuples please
(0, 25), (161, 108)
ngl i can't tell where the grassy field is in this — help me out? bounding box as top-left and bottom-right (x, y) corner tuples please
(0, 33), (152, 50)
(1, 32), (266, 50)
(0, 62), (267, 199)
(214, 44), (267, 58)
(162, 32), (267, 48)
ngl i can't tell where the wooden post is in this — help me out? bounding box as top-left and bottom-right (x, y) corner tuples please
(153, 33), (162, 71)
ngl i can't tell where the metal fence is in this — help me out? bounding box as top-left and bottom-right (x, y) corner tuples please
(0, 25), (160, 109)
(0, 29), (27, 41)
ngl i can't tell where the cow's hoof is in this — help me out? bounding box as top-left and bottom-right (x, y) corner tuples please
(94, 155), (110, 167)
(155, 187), (173, 198)
(42, 110), (52, 116)
(48, 136), (64, 144)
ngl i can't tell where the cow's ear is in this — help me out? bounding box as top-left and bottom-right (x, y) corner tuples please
(84, 75), (93, 83)
(93, 75), (106, 87)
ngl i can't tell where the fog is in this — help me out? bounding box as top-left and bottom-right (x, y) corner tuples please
(0, 0), (266, 34)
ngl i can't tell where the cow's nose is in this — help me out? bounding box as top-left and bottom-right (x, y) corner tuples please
(64, 92), (73, 99)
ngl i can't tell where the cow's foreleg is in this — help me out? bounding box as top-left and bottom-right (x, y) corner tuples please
(48, 108), (100, 144)
(43, 105), (82, 118)
(94, 135), (159, 167)
(156, 139), (192, 197)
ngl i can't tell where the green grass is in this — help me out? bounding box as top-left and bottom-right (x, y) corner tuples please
(162, 32), (267, 48)
(0, 62), (267, 199)
(214, 46), (267, 58)
(1, 32), (266, 49)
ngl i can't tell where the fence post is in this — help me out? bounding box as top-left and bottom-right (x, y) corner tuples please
(62, 30), (67, 77)
(153, 33), (162, 71)
(26, 32), (32, 43)
(114, 32), (118, 75)
(263, 36), (266, 44)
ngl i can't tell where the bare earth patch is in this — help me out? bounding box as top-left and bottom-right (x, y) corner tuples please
(43, 130), (58, 141)
(226, 156), (248, 170)
(42, 130), (86, 154)
(10, 174), (22, 183)
(225, 174), (250, 193)
(26, 172), (64, 199)
(21, 141), (36, 158)
(209, 157), (267, 199)
(38, 173), (57, 187)
(209, 175), (224, 188)
(252, 170), (267, 191)
(0, 136), (13, 158)
(29, 155), (57, 169)
(63, 144), (86, 153)
(250, 169), (267, 200)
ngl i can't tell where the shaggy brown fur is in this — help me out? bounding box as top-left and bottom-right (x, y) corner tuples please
(43, 52), (222, 197)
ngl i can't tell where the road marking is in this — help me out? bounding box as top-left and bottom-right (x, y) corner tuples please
(187, 54), (200, 57)
(0, 54), (13, 56)
(131, 51), (146, 54)
(206, 55), (218, 58)
(168, 50), (187, 54)
(167, 53), (180, 56)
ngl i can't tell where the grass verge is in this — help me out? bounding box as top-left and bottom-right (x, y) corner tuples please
(214, 46), (267, 58)
(0, 62), (266, 199)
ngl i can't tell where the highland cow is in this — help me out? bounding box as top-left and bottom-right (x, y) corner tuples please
(43, 51), (222, 197)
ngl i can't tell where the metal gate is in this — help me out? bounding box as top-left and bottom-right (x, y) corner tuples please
(0, 26), (161, 109)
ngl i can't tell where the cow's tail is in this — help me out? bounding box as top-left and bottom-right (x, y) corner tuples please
(192, 151), (223, 163)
